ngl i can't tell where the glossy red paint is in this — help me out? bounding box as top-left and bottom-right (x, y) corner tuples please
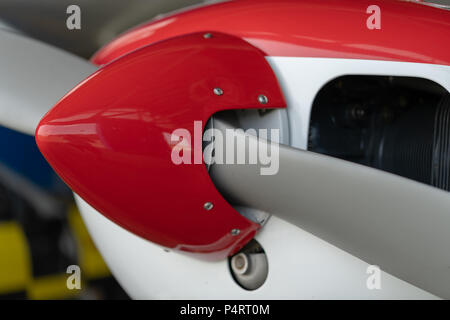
(36, 32), (286, 260)
(92, 0), (450, 67)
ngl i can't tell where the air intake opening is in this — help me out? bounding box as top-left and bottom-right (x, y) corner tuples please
(309, 76), (449, 190)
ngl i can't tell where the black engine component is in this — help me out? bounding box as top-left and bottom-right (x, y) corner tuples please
(432, 94), (450, 190)
(309, 76), (449, 191)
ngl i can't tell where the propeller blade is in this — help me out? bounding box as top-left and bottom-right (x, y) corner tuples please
(0, 29), (97, 135)
(209, 119), (450, 298)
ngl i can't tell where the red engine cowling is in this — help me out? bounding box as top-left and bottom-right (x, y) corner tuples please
(36, 32), (286, 260)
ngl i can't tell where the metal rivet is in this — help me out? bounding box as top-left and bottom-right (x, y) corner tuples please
(258, 94), (268, 104)
(203, 33), (213, 39)
(213, 87), (223, 96)
(204, 202), (214, 211)
(231, 228), (241, 236)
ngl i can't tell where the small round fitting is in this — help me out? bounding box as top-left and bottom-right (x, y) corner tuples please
(231, 228), (241, 236)
(213, 87), (224, 96)
(203, 202), (214, 211)
(228, 240), (269, 290)
(258, 94), (268, 104)
(231, 253), (250, 275)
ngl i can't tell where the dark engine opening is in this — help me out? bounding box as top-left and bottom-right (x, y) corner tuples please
(308, 76), (450, 191)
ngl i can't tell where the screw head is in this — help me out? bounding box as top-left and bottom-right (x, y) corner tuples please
(203, 33), (213, 39)
(231, 228), (241, 236)
(258, 94), (268, 104)
(213, 87), (223, 96)
(203, 202), (214, 211)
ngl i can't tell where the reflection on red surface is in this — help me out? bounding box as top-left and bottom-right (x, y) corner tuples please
(92, 0), (450, 67)
(37, 32), (286, 260)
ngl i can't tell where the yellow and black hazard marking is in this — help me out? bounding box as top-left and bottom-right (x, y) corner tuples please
(0, 222), (31, 296)
(0, 205), (122, 300)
